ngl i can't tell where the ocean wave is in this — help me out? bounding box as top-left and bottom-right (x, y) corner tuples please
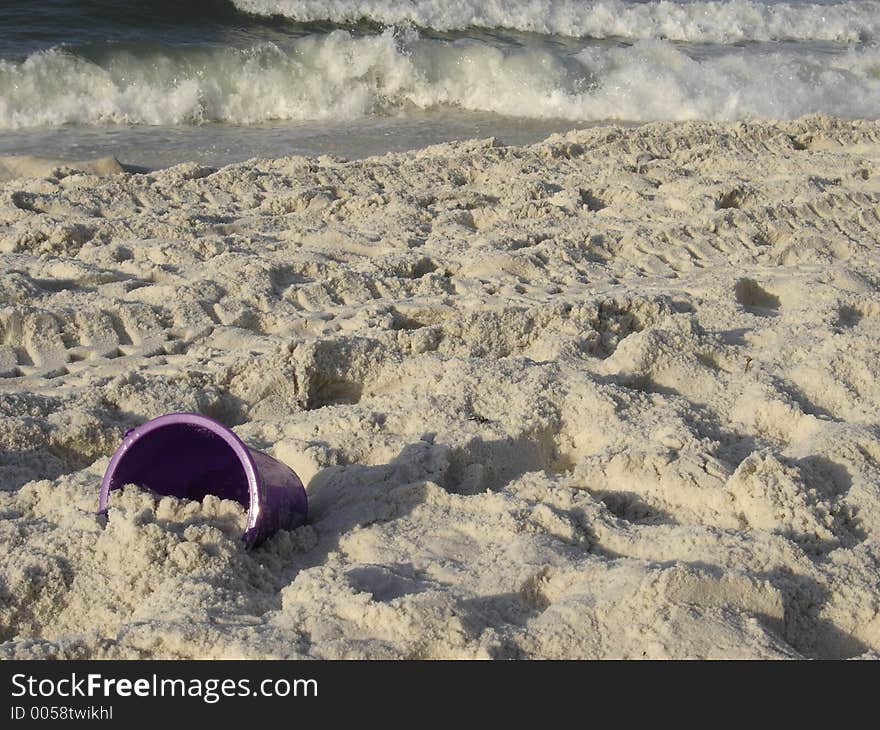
(232, 0), (880, 44)
(2, 30), (880, 128)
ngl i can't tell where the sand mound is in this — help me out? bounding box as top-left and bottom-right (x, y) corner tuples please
(2, 116), (880, 658)
(0, 155), (123, 183)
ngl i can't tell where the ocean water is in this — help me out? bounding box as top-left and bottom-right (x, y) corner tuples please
(0, 0), (877, 167)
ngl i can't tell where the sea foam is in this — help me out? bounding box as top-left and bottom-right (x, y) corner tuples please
(2, 29), (879, 128)
(233, 0), (880, 43)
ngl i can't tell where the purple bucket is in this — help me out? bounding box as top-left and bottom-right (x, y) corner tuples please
(99, 412), (307, 547)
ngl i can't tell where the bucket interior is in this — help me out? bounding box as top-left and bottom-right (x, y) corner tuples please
(107, 422), (251, 506)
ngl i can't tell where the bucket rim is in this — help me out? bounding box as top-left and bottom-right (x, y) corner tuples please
(98, 411), (262, 538)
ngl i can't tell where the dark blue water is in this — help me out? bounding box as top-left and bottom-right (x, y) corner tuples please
(1, 0), (286, 58)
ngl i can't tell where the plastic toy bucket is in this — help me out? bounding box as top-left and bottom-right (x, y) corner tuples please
(99, 412), (307, 547)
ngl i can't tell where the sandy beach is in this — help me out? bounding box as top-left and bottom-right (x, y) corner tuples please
(1, 115), (880, 659)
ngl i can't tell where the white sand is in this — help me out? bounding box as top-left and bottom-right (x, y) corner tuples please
(0, 155), (123, 184)
(1, 116), (880, 659)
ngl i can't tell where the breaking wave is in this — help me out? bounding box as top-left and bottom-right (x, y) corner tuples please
(2, 29), (880, 129)
(233, 0), (880, 44)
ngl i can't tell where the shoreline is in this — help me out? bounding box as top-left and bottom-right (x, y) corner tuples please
(0, 113), (619, 176)
(1, 115), (880, 659)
